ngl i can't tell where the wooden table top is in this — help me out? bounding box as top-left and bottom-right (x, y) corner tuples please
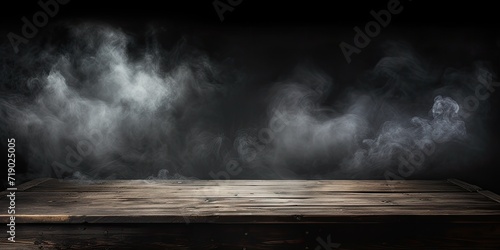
(2, 178), (500, 224)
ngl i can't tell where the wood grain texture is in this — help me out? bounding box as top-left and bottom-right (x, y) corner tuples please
(1, 179), (500, 223)
(1, 223), (499, 250)
(1, 179), (499, 249)
(0, 178), (52, 197)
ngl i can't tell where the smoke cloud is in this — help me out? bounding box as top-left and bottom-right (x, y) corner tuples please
(0, 24), (496, 181)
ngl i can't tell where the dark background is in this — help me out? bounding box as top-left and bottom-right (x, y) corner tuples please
(1, 0), (498, 26)
(1, 0), (499, 192)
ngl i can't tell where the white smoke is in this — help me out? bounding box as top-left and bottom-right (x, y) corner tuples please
(0, 24), (494, 180)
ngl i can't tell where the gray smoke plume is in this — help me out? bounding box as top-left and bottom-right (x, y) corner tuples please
(0, 24), (495, 181)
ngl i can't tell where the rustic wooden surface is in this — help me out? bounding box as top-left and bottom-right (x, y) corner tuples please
(1, 179), (500, 249)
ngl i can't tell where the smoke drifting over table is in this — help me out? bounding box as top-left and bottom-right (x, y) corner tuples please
(0, 23), (498, 181)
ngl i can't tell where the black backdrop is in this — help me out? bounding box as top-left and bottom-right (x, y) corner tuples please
(1, 0), (499, 192)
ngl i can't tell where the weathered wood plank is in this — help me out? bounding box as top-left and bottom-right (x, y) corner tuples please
(6, 214), (500, 224)
(448, 179), (483, 192)
(38, 179), (455, 186)
(1, 179), (500, 224)
(25, 185), (466, 193)
(5, 190), (492, 199)
(1, 223), (499, 249)
(4, 206), (500, 224)
(0, 178), (52, 197)
(25, 179), (465, 193)
(479, 190), (500, 204)
(1, 179), (499, 249)
(6, 192), (498, 208)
